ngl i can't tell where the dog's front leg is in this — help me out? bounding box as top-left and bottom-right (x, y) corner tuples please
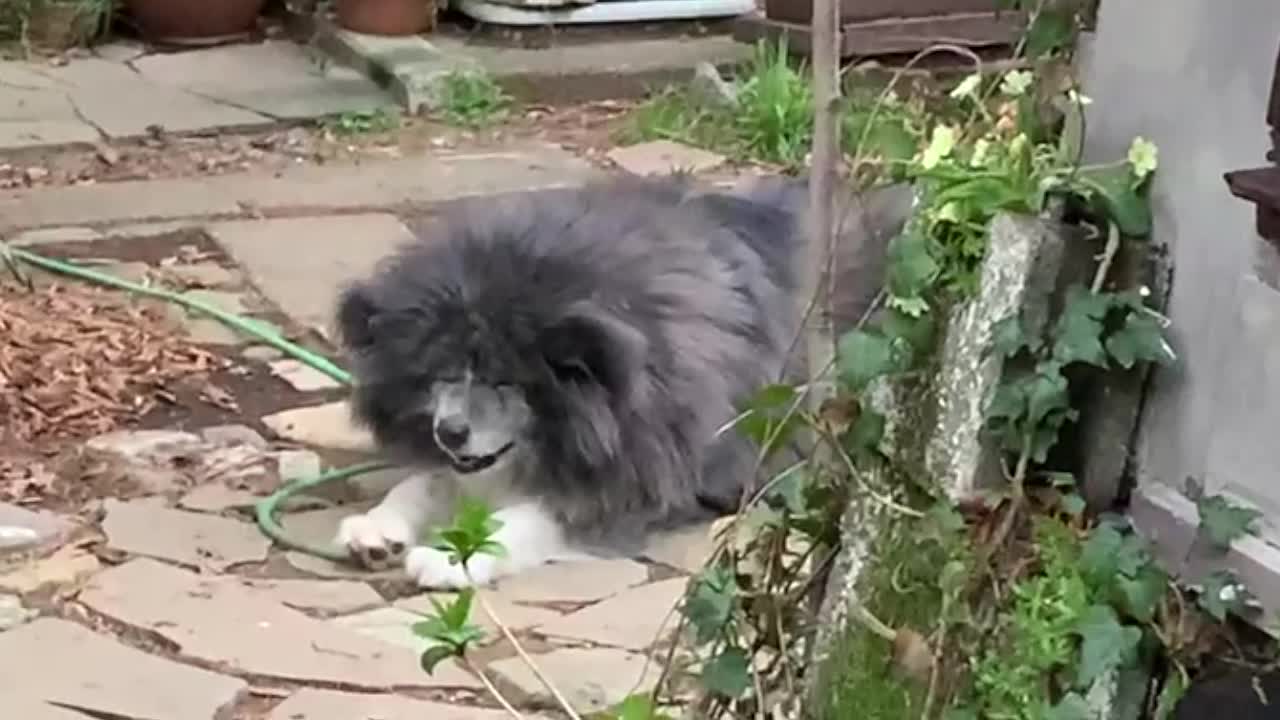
(404, 500), (579, 589)
(337, 472), (447, 570)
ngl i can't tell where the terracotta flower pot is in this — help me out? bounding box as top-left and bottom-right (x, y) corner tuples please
(335, 0), (434, 36)
(124, 0), (269, 42)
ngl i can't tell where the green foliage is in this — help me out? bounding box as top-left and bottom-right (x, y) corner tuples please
(1195, 494), (1262, 552)
(412, 589), (487, 673)
(325, 108), (399, 136)
(436, 69), (512, 128)
(428, 495), (507, 566)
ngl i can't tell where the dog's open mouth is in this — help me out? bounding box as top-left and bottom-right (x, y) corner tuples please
(450, 442), (515, 474)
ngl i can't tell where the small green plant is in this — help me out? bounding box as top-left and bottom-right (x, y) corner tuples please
(436, 69), (512, 128)
(325, 108), (400, 136)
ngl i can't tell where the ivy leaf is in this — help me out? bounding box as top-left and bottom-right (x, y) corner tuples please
(1105, 311), (1175, 369)
(1078, 165), (1153, 237)
(1196, 495), (1262, 551)
(991, 314), (1039, 358)
(837, 329), (904, 391)
(1026, 368), (1071, 428)
(1054, 286), (1110, 367)
(1046, 693), (1093, 720)
(683, 566), (737, 644)
(887, 228), (940, 299)
(883, 306), (936, 354)
(420, 644), (461, 674)
(702, 647), (751, 698)
(736, 383), (801, 452)
(845, 407), (885, 459)
(1025, 6), (1077, 59)
(1197, 571), (1251, 622)
(1080, 524), (1123, 583)
(1115, 564), (1168, 624)
(1075, 604), (1141, 688)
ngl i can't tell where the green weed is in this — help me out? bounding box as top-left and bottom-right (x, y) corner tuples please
(435, 69), (512, 128)
(325, 108), (400, 136)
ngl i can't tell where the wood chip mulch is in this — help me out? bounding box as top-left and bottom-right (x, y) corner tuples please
(0, 280), (223, 443)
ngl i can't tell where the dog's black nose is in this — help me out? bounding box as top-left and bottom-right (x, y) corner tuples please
(435, 418), (470, 451)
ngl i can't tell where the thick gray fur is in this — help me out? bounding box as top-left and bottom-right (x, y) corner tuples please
(336, 173), (913, 553)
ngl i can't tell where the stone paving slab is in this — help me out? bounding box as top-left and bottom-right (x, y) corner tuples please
(1, 143), (597, 231)
(492, 558), (651, 604)
(209, 213), (414, 337)
(488, 647), (656, 713)
(394, 592), (561, 639)
(535, 577), (688, 650)
(0, 543), (101, 595)
(39, 57), (271, 138)
(133, 41), (392, 121)
(269, 688), (519, 720)
(0, 618), (248, 720)
(607, 140), (726, 176)
(216, 576), (385, 617)
(0, 694), (96, 720)
(0, 64), (103, 148)
(101, 498), (270, 571)
(80, 558), (479, 690)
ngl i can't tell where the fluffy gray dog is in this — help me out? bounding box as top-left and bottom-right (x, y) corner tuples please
(334, 173), (910, 588)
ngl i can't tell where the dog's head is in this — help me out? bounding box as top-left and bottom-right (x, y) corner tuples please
(334, 202), (653, 476)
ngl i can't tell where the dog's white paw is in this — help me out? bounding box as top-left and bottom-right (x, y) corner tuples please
(336, 512), (414, 570)
(404, 546), (499, 589)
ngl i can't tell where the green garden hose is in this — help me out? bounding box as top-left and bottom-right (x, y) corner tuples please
(3, 243), (387, 563)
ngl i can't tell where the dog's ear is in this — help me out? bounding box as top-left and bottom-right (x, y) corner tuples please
(336, 284), (380, 349)
(542, 302), (647, 396)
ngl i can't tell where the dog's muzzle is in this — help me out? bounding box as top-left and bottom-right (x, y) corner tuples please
(450, 442), (515, 474)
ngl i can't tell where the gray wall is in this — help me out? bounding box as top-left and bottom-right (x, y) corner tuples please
(1080, 0), (1279, 531)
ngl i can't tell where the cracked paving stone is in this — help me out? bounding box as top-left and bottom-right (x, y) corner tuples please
(101, 498), (270, 571)
(178, 483), (263, 513)
(490, 558), (650, 604)
(534, 577), (689, 651)
(606, 140), (725, 176)
(269, 359), (343, 392)
(269, 688), (526, 720)
(641, 520), (719, 574)
(221, 576), (385, 617)
(0, 501), (72, 556)
(488, 647), (656, 714)
(79, 558), (478, 689)
(395, 592), (560, 638)
(0, 694), (96, 719)
(0, 594), (37, 631)
(0, 618), (247, 720)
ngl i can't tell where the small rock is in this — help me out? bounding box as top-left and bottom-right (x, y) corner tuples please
(488, 647), (656, 713)
(95, 143), (121, 166)
(167, 262), (237, 288)
(689, 61), (738, 109)
(606, 140), (725, 176)
(178, 483), (262, 513)
(495, 558), (650, 604)
(0, 618), (247, 719)
(85, 429), (202, 465)
(534, 578), (689, 650)
(0, 594), (37, 631)
(0, 544), (101, 595)
(270, 359), (342, 392)
(0, 502), (71, 557)
(241, 344), (285, 361)
(262, 402), (375, 452)
(200, 424), (268, 449)
(24, 166), (49, 183)
(101, 498), (270, 571)
(275, 449), (322, 482)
